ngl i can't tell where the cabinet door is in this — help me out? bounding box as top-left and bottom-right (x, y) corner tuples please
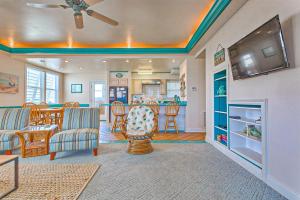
(118, 79), (128, 86)
(133, 80), (142, 94)
(160, 80), (167, 95)
(110, 78), (119, 86)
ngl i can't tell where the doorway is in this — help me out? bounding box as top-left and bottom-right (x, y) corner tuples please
(90, 81), (107, 120)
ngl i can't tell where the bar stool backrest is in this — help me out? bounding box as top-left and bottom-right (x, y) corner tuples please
(111, 101), (125, 115)
(148, 101), (160, 115)
(165, 102), (179, 116)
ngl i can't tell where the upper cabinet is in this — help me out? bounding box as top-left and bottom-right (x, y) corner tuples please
(132, 79), (143, 94)
(109, 72), (128, 87)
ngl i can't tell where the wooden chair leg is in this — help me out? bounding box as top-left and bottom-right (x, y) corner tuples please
(165, 116), (169, 134)
(50, 152), (56, 160)
(93, 148), (98, 156)
(112, 116), (118, 133)
(174, 118), (179, 134)
(5, 150), (12, 155)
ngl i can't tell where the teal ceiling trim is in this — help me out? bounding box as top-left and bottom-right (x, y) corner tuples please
(0, 0), (231, 55)
(0, 43), (11, 53)
(9, 47), (188, 54)
(186, 0), (231, 52)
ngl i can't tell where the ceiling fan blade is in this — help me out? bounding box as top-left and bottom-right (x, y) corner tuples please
(86, 10), (118, 26)
(26, 3), (69, 9)
(84, 0), (104, 6)
(74, 13), (84, 29)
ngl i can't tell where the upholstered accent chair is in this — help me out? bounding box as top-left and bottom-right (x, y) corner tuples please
(121, 105), (155, 154)
(49, 108), (100, 160)
(0, 108), (30, 155)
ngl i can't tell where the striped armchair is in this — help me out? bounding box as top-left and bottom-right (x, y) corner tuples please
(0, 108), (30, 155)
(49, 108), (100, 160)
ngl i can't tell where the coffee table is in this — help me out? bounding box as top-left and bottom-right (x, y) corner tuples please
(16, 125), (58, 158)
(0, 155), (18, 198)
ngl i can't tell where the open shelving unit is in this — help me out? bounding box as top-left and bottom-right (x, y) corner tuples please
(228, 102), (266, 169)
(213, 69), (228, 146)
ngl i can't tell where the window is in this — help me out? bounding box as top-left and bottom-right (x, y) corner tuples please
(26, 68), (44, 103)
(167, 80), (180, 98)
(26, 67), (60, 104)
(46, 73), (59, 104)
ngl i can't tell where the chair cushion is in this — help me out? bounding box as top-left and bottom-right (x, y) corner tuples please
(127, 106), (155, 134)
(0, 108), (30, 130)
(0, 130), (18, 142)
(128, 135), (151, 140)
(62, 108), (100, 131)
(50, 128), (99, 143)
(127, 130), (147, 136)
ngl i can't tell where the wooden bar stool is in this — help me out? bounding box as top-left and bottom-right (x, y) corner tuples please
(111, 101), (126, 133)
(148, 101), (160, 133)
(164, 102), (180, 134)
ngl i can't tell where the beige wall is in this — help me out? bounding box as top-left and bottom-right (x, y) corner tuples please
(64, 72), (108, 104)
(180, 56), (206, 132)
(0, 52), (64, 106)
(0, 52), (25, 106)
(200, 0), (300, 198)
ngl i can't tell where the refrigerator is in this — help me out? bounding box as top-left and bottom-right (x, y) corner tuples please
(109, 86), (128, 122)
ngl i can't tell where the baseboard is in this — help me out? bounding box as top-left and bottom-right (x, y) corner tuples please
(185, 128), (206, 133)
(266, 175), (300, 200)
(209, 140), (300, 200)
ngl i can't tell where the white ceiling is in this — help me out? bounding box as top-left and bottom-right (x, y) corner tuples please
(0, 0), (211, 48)
(15, 56), (185, 73)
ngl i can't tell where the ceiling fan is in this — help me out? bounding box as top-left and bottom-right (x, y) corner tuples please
(26, 0), (119, 29)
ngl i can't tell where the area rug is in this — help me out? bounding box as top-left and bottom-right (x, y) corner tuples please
(0, 163), (100, 200)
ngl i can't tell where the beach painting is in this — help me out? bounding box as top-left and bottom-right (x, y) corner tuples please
(0, 72), (19, 93)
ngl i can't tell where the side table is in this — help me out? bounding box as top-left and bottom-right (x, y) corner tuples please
(16, 125), (58, 158)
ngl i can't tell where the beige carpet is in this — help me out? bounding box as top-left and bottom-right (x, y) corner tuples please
(0, 163), (100, 200)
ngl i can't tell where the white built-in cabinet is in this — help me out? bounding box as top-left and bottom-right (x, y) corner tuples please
(228, 100), (266, 170)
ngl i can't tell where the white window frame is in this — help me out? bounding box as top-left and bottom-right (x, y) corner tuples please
(45, 72), (59, 104)
(25, 66), (60, 104)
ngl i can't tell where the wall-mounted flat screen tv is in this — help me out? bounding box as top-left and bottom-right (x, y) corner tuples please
(228, 15), (289, 80)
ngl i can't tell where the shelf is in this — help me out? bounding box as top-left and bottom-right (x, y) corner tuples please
(215, 111), (227, 114)
(214, 126), (227, 132)
(215, 95), (227, 98)
(230, 106), (261, 111)
(229, 117), (261, 126)
(230, 131), (261, 142)
(214, 76), (226, 81)
(231, 147), (262, 168)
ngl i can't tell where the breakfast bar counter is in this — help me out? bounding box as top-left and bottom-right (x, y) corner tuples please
(102, 102), (187, 132)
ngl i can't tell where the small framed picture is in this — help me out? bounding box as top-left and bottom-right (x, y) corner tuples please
(71, 84), (82, 93)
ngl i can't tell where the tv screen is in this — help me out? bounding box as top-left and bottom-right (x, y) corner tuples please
(228, 15), (289, 80)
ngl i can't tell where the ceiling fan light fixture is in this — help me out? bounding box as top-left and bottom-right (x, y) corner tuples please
(74, 12), (84, 29)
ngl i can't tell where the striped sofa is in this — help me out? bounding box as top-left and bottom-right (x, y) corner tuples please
(49, 108), (100, 160)
(0, 108), (30, 155)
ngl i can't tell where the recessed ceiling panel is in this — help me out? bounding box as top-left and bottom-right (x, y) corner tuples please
(0, 0), (213, 48)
